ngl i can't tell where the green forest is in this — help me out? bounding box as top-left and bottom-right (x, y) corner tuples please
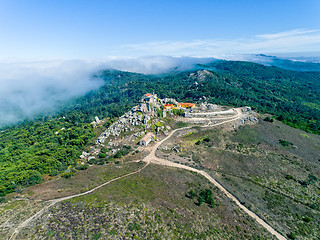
(1, 61), (320, 197)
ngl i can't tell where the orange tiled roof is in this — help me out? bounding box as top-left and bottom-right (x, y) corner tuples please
(164, 104), (174, 109)
(145, 93), (152, 97)
(178, 103), (196, 107)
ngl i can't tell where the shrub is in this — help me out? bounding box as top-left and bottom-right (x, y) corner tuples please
(285, 174), (294, 180)
(100, 148), (109, 153)
(88, 158), (98, 165)
(264, 116), (274, 122)
(186, 190), (196, 199)
(172, 109), (185, 116)
(128, 223), (142, 231)
(187, 188), (215, 208)
(287, 232), (297, 240)
(75, 164), (89, 170)
(121, 145), (132, 155)
(22, 171), (43, 187)
(97, 160), (105, 165)
(98, 153), (107, 158)
(203, 137), (210, 142)
(114, 151), (123, 158)
(279, 139), (293, 147)
(277, 115), (285, 121)
(50, 170), (59, 177)
(0, 187), (6, 197)
(307, 174), (317, 184)
(298, 180), (309, 187)
(309, 203), (319, 210)
(197, 196), (204, 206)
(156, 109), (163, 118)
(302, 216), (311, 223)
(61, 172), (74, 179)
(199, 189), (215, 207)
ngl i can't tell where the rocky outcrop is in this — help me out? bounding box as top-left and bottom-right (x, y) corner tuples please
(80, 151), (90, 159)
(189, 70), (213, 82)
(232, 115), (259, 129)
(199, 103), (219, 111)
(96, 107), (150, 146)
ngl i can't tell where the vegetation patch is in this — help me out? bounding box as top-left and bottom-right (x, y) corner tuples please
(186, 188), (215, 207)
(279, 139), (293, 147)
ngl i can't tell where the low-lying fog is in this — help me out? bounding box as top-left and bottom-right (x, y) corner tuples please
(0, 56), (214, 127)
(1, 55), (319, 127)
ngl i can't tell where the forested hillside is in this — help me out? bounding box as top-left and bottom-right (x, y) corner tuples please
(199, 61), (320, 133)
(1, 61), (320, 198)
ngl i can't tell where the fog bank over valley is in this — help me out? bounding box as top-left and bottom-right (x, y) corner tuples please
(1, 55), (319, 127)
(0, 56), (216, 127)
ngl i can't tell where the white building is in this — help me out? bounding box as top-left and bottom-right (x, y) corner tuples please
(139, 132), (155, 146)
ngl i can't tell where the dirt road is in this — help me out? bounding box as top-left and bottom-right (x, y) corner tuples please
(142, 109), (286, 240)
(9, 108), (286, 240)
(9, 162), (150, 240)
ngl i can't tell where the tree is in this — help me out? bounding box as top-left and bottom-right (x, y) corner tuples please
(172, 109), (185, 116)
(114, 151), (123, 158)
(98, 153), (107, 158)
(156, 108), (163, 118)
(287, 232), (296, 240)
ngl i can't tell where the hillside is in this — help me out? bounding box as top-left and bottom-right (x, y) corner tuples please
(0, 61), (320, 239)
(1, 104), (319, 239)
(1, 61), (320, 198)
(1, 102), (279, 239)
(158, 117), (320, 238)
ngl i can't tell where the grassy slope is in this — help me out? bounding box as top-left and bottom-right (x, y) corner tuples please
(1, 61), (320, 239)
(12, 164), (274, 240)
(176, 119), (320, 239)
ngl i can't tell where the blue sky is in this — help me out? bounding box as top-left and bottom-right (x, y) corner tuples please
(0, 0), (320, 126)
(1, 0), (320, 58)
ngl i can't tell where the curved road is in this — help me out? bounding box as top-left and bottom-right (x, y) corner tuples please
(9, 108), (286, 240)
(142, 108), (286, 240)
(9, 162), (150, 240)
(189, 108), (235, 116)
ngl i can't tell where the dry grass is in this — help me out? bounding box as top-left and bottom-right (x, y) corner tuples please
(10, 165), (274, 239)
(159, 118), (320, 239)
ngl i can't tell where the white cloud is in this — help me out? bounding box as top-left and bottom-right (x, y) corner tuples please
(0, 56), (214, 126)
(256, 29), (319, 39)
(122, 29), (320, 56)
(0, 59), (105, 126)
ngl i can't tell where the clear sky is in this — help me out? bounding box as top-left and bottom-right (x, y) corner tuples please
(1, 0), (320, 59)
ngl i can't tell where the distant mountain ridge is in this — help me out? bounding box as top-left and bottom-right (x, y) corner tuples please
(225, 54), (320, 72)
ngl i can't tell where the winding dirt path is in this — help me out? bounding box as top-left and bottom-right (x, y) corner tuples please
(9, 108), (286, 240)
(142, 109), (287, 240)
(7, 109), (240, 239)
(9, 162), (150, 240)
